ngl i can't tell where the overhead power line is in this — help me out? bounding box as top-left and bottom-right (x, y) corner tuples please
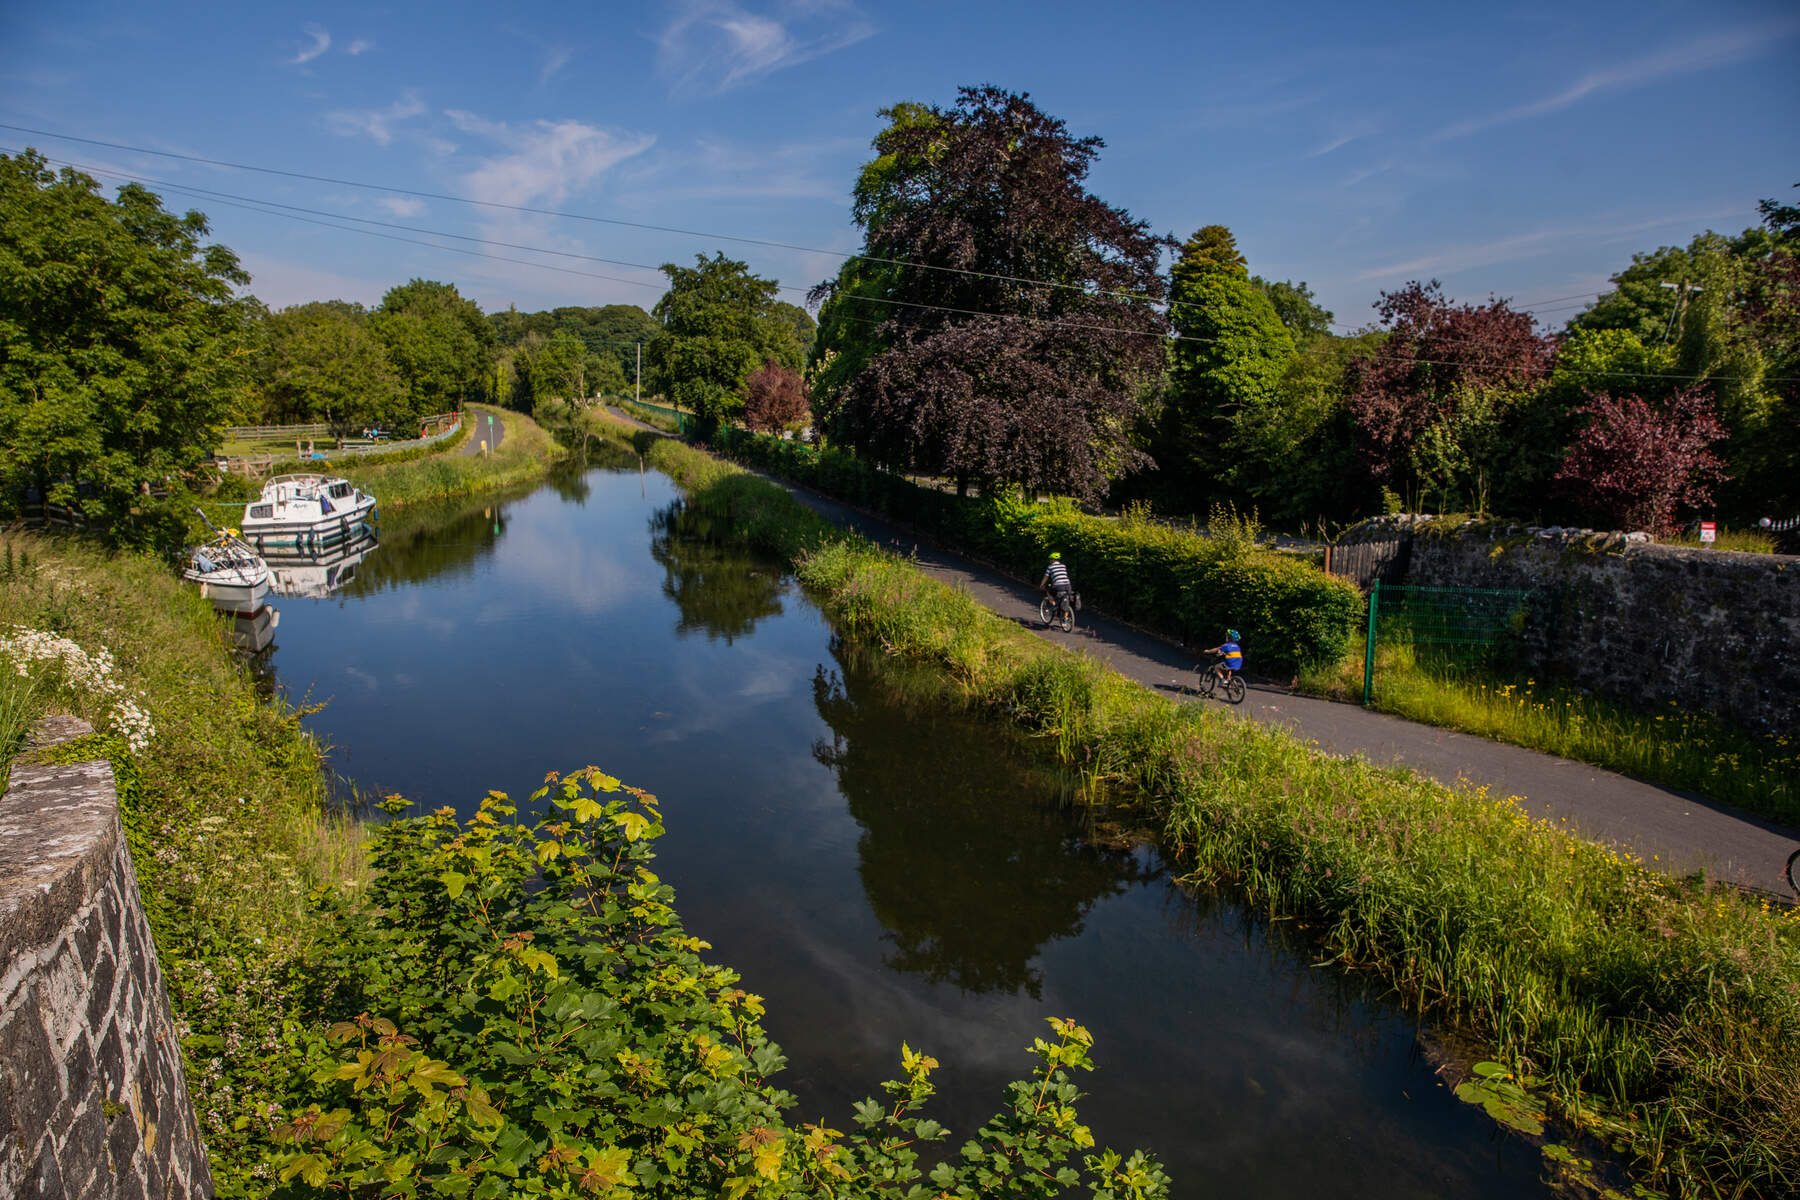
(7, 138), (1784, 386)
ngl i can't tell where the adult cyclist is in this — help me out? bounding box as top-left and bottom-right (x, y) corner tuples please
(1039, 552), (1075, 628)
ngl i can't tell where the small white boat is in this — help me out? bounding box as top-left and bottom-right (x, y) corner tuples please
(240, 474), (377, 552)
(182, 535), (271, 616)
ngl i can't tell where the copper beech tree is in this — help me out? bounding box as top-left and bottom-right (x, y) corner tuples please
(742, 357), (808, 432)
(811, 87), (1168, 499)
(1554, 386), (1729, 534)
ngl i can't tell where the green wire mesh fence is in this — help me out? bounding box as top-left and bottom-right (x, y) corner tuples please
(1362, 581), (1534, 705)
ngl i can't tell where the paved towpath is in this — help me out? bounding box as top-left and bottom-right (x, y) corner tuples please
(603, 409), (1799, 896)
(460, 406), (504, 456)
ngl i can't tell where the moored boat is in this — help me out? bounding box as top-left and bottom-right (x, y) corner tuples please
(181, 534), (271, 616)
(240, 474), (377, 551)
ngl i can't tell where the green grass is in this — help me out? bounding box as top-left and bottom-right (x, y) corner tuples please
(0, 531), (366, 1191)
(1661, 527), (1779, 554)
(593, 410), (1800, 1199)
(1298, 644), (1798, 823)
(340, 403), (564, 509)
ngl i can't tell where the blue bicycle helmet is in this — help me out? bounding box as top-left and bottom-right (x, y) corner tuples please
(1227, 629), (1240, 640)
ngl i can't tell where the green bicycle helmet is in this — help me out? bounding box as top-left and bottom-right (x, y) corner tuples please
(1049, 551), (1061, 560)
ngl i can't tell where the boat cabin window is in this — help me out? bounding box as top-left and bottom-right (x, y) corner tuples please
(249, 504), (273, 519)
(329, 482), (351, 499)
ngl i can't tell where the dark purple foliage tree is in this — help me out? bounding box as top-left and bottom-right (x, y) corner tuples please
(1345, 281), (1558, 510)
(741, 357), (808, 432)
(1554, 386), (1728, 534)
(812, 87), (1168, 499)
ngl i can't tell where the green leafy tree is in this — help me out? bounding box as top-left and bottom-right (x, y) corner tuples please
(1250, 276), (1334, 340)
(370, 279), (493, 414)
(0, 149), (255, 542)
(649, 253), (798, 425)
(253, 301), (408, 431)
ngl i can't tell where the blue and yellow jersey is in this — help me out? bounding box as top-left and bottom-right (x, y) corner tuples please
(1220, 641), (1243, 670)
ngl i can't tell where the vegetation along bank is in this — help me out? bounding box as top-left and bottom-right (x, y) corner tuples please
(597, 411), (1800, 1200)
(1, 528), (1179, 1196)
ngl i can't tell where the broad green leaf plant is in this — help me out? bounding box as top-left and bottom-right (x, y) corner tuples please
(275, 767), (1168, 1198)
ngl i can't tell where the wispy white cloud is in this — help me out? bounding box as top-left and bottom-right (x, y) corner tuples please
(452, 112), (656, 208)
(347, 38), (373, 56)
(541, 46), (573, 84)
(325, 92), (428, 146)
(1306, 119), (1380, 160)
(1428, 20), (1800, 143)
(291, 24), (331, 65)
(657, 1), (876, 97)
(378, 196), (426, 218)
(1351, 208), (1746, 283)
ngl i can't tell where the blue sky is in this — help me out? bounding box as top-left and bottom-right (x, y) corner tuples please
(3, 1), (1796, 333)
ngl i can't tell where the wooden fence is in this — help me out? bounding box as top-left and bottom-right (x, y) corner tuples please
(1323, 533), (1411, 590)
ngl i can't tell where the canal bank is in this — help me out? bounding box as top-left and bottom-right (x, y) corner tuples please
(593, 409), (1800, 1199)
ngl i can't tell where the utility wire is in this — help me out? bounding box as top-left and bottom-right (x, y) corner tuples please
(12, 142), (1785, 386)
(16, 132), (1639, 354)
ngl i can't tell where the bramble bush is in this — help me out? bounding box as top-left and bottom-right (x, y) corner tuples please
(275, 767), (1169, 1198)
(708, 427), (1362, 674)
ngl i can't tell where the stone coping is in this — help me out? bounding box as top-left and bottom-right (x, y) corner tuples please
(0, 717), (114, 977)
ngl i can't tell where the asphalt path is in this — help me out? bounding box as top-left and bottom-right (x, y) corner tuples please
(461, 406), (504, 456)
(603, 408), (1799, 896)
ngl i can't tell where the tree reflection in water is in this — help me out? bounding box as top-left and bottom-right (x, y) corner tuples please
(811, 641), (1155, 998)
(649, 501), (786, 643)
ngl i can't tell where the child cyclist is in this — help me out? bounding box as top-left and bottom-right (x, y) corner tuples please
(1203, 629), (1244, 685)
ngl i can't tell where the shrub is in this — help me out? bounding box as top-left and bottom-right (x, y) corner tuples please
(709, 428), (1363, 673)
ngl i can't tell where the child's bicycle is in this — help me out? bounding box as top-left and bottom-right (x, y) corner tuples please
(1788, 846), (1800, 901)
(1187, 652), (1246, 705)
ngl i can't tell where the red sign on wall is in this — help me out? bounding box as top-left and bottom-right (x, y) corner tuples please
(1699, 521), (1717, 543)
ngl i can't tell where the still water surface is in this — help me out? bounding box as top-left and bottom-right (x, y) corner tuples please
(258, 453), (1552, 1197)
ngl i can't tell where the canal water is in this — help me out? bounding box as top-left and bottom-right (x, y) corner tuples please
(259, 452), (1554, 1198)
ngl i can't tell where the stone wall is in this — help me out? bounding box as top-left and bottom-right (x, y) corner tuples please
(1343, 516), (1800, 738)
(1, 717), (212, 1198)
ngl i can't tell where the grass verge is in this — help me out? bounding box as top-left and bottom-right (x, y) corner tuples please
(594, 410), (1800, 1199)
(338, 403), (564, 510)
(695, 424), (1789, 821)
(0, 530), (363, 1193)
(1299, 645), (1798, 823)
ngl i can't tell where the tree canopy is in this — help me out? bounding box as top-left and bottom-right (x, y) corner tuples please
(648, 253), (797, 424)
(811, 87), (1168, 499)
(371, 279), (493, 415)
(0, 149), (255, 541)
(255, 301), (408, 431)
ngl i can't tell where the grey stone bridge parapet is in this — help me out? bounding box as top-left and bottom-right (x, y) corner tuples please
(1, 717), (212, 1198)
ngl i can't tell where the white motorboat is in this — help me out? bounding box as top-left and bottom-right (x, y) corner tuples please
(182, 534), (271, 616)
(240, 474), (378, 552)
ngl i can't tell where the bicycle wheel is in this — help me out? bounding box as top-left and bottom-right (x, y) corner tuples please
(1787, 847), (1800, 901)
(1222, 674), (1246, 705)
(1193, 668), (1217, 699)
(1059, 600), (1073, 633)
(1039, 596), (1055, 626)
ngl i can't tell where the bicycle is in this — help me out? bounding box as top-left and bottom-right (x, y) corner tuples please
(1787, 845), (1800, 901)
(1187, 652), (1246, 705)
(1039, 589), (1074, 633)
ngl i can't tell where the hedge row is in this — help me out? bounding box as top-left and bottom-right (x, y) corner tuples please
(709, 428), (1364, 674)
